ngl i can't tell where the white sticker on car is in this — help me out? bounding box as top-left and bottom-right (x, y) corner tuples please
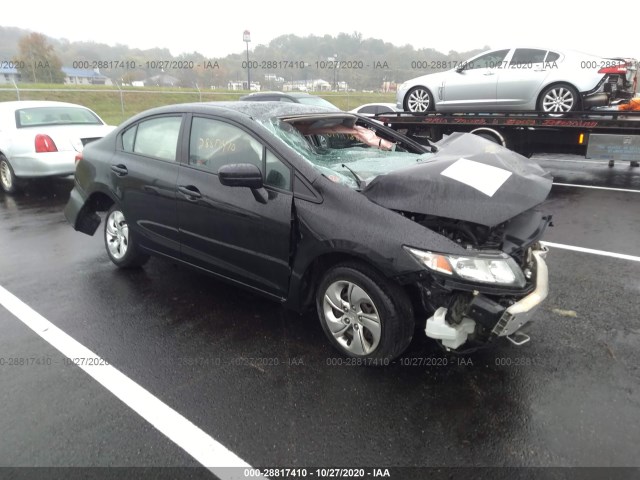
(440, 158), (512, 197)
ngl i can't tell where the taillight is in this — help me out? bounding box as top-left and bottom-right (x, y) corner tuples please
(34, 134), (58, 153)
(598, 64), (627, 74)
(75, 152), (83, 164)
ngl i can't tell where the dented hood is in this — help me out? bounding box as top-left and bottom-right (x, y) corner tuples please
(362, 132), (553, 227)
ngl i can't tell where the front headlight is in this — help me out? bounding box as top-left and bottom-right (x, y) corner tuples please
(405, 247), (526, 288)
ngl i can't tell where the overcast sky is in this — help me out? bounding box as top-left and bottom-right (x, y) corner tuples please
(3, 0), (638, 60)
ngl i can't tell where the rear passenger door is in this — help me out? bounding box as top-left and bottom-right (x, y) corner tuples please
(114, 114), (184, 257)
(176, 115), (294, 298)
(497, 48), (553, 108)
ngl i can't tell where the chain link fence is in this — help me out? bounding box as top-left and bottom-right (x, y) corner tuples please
(0, 84), (395, 125)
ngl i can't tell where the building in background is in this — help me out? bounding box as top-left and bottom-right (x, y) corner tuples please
(0, 67), (21, 85)
(63, 68), (112, 86)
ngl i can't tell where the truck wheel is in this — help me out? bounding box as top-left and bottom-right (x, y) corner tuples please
(104, 205), (149, 268)
(316, 262), (414, 363)
(538, 84), (580, 114)
(404, 87), (434, 112)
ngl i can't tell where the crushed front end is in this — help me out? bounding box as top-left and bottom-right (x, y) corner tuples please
(403, 209), (552, 352)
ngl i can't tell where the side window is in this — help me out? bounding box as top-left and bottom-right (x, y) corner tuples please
(189, 117), (263, 174)
(358, 105), (378, 114)
(376, 106), (395, 114)
(133, 116), (182, 161)
(545, 51), (560, 62)
(466, 50), (510, 70)
(265, 150), (291, 191)
(510, 49), (547, 66)
(121, 126), (136, 152)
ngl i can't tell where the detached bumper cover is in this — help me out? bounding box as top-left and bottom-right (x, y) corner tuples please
(491, 247), (549, 337)
(64, 184), (101, 235)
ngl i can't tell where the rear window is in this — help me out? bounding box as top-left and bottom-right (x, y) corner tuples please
(15, 106), (103, 128)
(295, 96), (338, 109)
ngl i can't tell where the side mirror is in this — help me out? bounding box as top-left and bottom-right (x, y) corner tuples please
(455, 64), (466, 73)
(218, 163), (263, 189)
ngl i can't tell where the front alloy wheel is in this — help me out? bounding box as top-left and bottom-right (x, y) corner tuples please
(104, 205), (149, 268)
(405, 86), (434, 112)
(322, 280), (382, 355)
(316, 263), (414, 362)
(539, 84), (579, 113)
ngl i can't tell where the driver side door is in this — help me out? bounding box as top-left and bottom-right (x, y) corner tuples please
(176, 115), (294, 298)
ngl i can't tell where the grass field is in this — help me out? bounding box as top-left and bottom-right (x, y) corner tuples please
(0, 84), (396, 125)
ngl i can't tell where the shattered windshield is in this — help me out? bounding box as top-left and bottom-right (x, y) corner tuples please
(259, 115), (430, 188)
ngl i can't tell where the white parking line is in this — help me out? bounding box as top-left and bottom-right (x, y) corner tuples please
(552, 183), (640, 193)
(0, 285), (262, 480)
(542, 242), (640, 262)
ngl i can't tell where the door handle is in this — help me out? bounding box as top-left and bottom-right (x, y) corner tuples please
(534, 69), (547, 72)
(178, 185), (202, 200)
(110, 164), (128, 176)
(483, 72), (495, 76)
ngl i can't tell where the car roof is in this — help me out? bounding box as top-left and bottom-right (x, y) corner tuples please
(121, 101), (342, 125)
(244, 91), (312, 98)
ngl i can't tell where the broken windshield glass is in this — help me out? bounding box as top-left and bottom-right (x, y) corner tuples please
(259, 117), (431, 188)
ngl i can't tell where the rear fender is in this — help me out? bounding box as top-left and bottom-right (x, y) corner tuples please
(64, 187), (115, 235)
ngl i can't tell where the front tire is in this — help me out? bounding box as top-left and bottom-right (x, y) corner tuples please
(104, 205), (149, 268)
(404, 86), (434, 112)
(316, 262), (414, 362)
(538, 83), (580, 114)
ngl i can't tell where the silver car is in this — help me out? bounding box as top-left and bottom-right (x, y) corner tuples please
(0, 101), (114, 193)
(396, 47), (638, 113)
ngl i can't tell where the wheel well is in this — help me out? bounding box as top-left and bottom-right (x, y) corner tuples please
(297, 252), (393, 310)
(536, 81), (582, 109)
(469, 128), (507, 147)
(73, 191), (115, 235)
(86, 191), (115, 212)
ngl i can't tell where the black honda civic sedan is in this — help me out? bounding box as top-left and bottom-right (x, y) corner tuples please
(65, 101), (552, 362)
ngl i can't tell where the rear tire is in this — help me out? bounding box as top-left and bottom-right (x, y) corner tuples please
(473, 131), (503, 145)
(104, 205), (149, 268)
(0, 155), (20, 194)
(538, 83), (580, 114)
(316, 262), (414, 363)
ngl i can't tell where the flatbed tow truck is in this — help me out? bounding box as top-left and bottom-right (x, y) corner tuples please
(377, 110), (640, 167)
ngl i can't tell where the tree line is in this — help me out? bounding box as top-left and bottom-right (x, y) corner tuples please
(2, 27), (488, 90)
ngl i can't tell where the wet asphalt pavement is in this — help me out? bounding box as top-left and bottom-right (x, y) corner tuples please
(1, 156), (639, 478)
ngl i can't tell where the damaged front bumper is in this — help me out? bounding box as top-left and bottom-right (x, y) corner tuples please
(425, 246), (549, 350)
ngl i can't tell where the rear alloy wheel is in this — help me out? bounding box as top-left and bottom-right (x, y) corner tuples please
(0, 155), (19, 194)
(539, 84), (580, 114)
(316, 263), (414, 363)
(104, 205), (149, 268)
(404, 86), (434, 112)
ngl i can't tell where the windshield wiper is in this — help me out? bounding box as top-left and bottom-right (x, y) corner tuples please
(341, 164), (366, 189)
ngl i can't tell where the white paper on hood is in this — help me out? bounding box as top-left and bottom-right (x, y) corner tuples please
(440, 158), (513, 197)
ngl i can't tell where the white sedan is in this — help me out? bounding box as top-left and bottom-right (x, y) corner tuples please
(396, 47), (638, 113)
(0, 101), (114, 193)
